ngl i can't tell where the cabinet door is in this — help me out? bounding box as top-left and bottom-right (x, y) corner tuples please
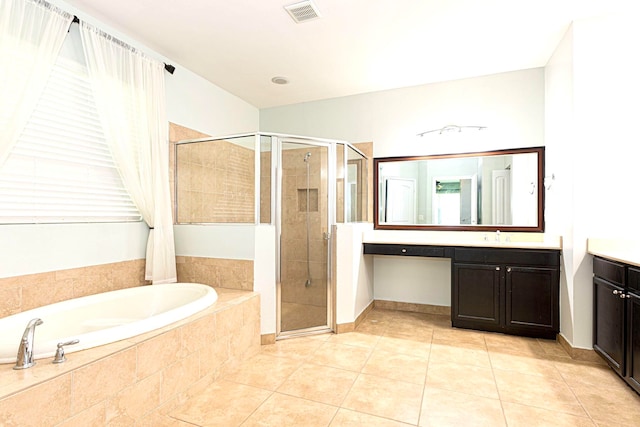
(452, 263), (501, 331)
(505, 266), (559, 338)
(593, 276), (626, 375)
(627, 292), (640, 393)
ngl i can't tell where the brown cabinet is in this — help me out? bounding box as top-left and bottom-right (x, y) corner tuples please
(362, 243), (561, 339)
(453, 248), (560, 339)
(593, 256), (640, 393)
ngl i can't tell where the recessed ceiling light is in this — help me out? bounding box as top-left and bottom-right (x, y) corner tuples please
(271, 76), (289, 85)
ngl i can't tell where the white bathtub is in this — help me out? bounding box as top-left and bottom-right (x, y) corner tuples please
(0, 283), (218, 364)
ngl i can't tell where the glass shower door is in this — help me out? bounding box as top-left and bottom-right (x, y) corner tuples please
(278, 141), (331, 335)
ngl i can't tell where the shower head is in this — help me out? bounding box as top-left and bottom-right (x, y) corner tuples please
(304, 152), (311, 162)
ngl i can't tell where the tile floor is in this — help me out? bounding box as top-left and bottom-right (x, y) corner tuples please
(159, 308), (640, 426)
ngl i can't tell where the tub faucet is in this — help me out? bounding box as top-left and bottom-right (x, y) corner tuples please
(13, 318), (43, 370)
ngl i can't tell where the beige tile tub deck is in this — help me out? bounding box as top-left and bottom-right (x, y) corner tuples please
(0, 288), (260, 426)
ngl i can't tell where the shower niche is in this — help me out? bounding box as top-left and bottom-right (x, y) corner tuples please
(174, 133), (368, 338)
(297, 188), (318, 212)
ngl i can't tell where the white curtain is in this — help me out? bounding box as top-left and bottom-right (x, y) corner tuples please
(0, 0), (72, 166)
(79, 22), (177, 284)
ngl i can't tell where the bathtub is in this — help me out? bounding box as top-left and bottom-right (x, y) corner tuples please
(0, 283), (217, 364)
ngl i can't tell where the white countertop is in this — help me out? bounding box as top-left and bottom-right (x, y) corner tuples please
(588, 238), (640, 267)
(363, 230), (563, 250)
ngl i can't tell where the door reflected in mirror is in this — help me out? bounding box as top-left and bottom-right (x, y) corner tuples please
(374, 147), (544, 232)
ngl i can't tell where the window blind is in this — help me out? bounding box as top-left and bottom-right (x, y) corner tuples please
(0, 51), (142, 224)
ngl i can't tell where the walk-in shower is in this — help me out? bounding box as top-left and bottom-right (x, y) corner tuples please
(173, 132), (368, 338)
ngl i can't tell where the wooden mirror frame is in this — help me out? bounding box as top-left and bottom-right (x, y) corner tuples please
(373, 146), (545, 232)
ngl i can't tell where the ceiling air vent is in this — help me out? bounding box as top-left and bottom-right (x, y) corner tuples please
(284, 0), (321, 23)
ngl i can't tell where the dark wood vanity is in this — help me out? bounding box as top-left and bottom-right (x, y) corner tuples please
(364, 243), (560, 339)
(593, 256), (640, 394)
(367, 144), (560, 339)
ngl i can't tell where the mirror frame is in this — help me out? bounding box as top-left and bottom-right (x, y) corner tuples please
(373, 146), (545, 232)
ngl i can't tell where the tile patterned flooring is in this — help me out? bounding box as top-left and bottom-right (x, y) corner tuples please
(159, 308), (640, 426)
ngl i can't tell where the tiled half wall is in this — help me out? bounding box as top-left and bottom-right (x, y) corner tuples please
(176, 256), (254, 291)
(0, 259), (147, 318)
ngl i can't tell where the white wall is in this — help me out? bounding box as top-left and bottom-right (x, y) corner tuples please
(261, 68), (545, 158)
(174, 225), (256, 260)
(335, 223), (374, 325)
(254, 225), (276, 336)
(0, 222), (148, 278)
(545, 25), (576, 345)
(545, 14), (640, 349)
(374, 257), (451, 307)
(261, 68), (545, 316)
(165, 66), (258, 137)
(2, 1), (259, 280)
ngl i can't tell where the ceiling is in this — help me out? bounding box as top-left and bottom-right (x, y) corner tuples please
(62, 0), (628, 109)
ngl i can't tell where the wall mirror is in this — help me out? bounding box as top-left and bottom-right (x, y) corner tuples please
(374, 146), (544, 232)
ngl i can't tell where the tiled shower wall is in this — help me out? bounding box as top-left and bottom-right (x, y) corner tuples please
(170, 123), (257, 292)
(280, 147), (328, 330)
(175, 140), (255, 224)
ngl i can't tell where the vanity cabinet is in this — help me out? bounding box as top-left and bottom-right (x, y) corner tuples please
(452, 248), (560, 339)
(362, 243), (560, 339)
(593, 257), (640, 393)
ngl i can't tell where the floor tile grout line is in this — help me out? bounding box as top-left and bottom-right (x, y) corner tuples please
(416, 322), (435, 426)
(485, 334), (510, 427)
(562, 375), (598, 424)
(167, 412), (202, 427)
(487, 349), (599, 423)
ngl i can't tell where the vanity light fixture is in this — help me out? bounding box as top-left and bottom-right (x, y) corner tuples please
(417, 125), (487, 137)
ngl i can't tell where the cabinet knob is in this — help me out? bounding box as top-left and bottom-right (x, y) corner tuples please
(496, 267), (500, 271)
(401, 248), (407, 253)
(620, 294), (629, 299)
(507, 267), (512, 273)
(613, 290), (621, 295)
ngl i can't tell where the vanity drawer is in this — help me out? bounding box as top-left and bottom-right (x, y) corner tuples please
(363, 243), (445, 258)
(628, 267), (640, 293)
(454, 247), (559, 267)
(593, 257), (625, 286)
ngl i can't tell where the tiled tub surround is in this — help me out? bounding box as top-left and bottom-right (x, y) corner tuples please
(0, 288), (260, 426)
(176, 256), (254, 291)
(0, 259), (147, 318)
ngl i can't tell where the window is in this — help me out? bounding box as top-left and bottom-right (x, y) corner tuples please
(0, 27), (141, 224)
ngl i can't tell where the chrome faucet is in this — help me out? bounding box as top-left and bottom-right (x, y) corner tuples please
(13, 318), (43, 370)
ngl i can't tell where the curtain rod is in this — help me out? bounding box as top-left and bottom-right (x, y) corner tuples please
(71, 15), (175, 74)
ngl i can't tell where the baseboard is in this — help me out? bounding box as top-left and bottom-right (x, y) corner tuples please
(355, 300), (375, 327)
(557, 333), (605, 364)
(335, 323), (355, 334)
(261, 333), (276, 345)
(374, 299), (451, 316)
(335, 300), (375, 334)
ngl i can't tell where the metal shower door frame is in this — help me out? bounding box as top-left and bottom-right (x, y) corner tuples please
(274, 136), (336, 339)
